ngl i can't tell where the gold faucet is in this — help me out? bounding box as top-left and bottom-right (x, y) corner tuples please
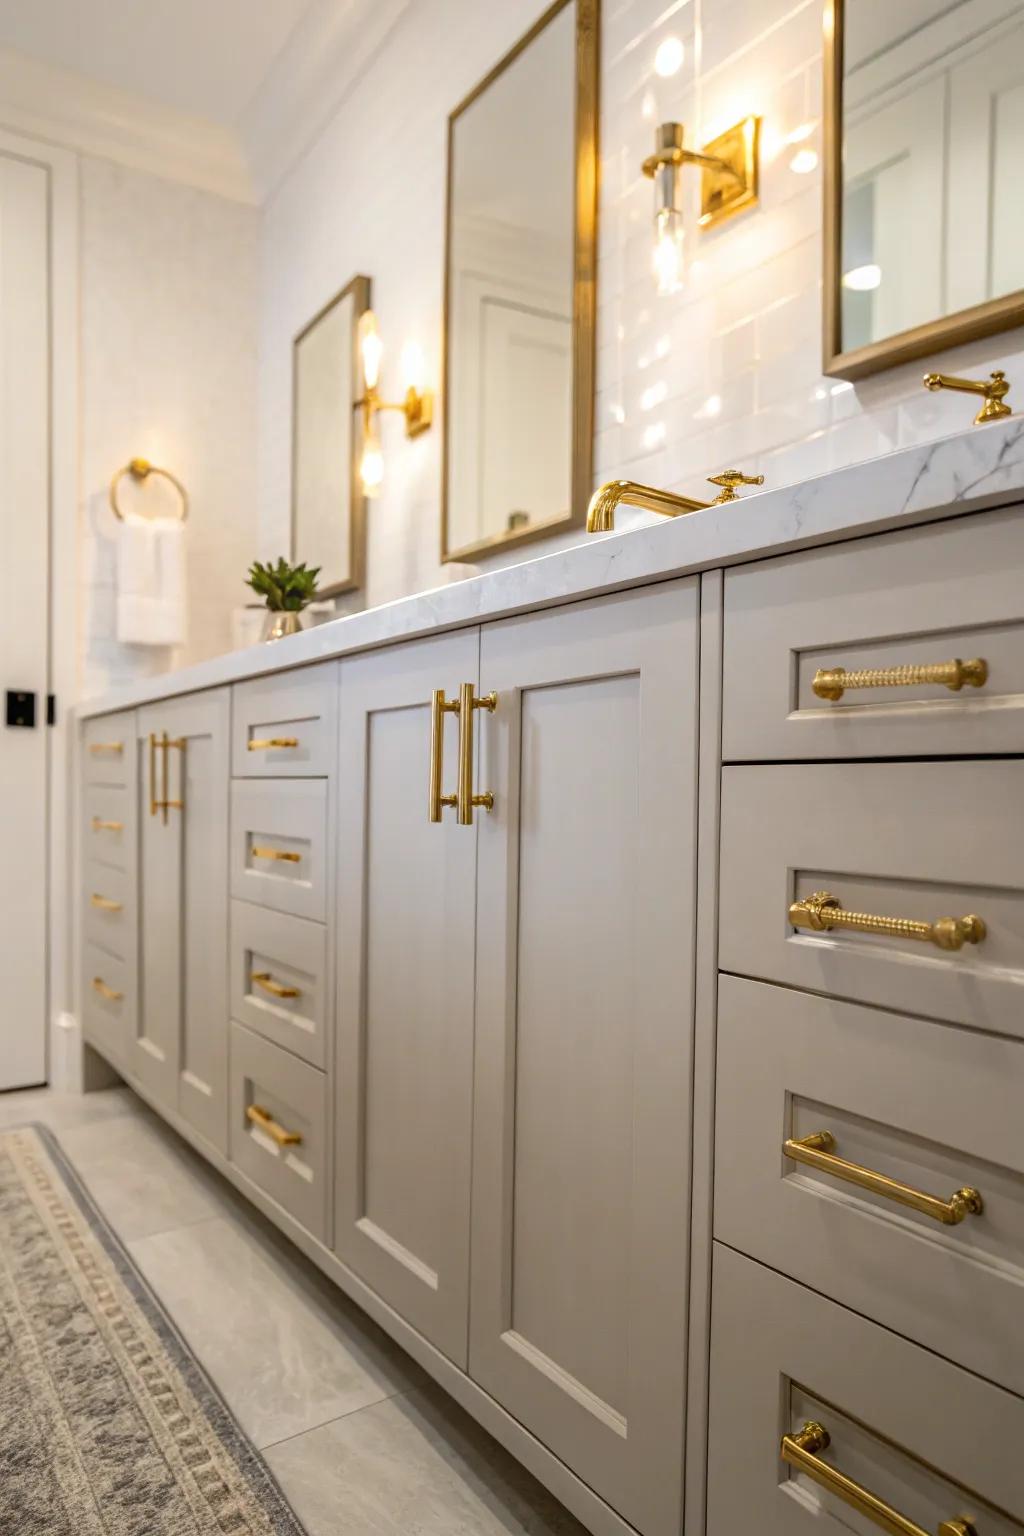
(922, 369), (1011, 426)
(586, 469), (764, 533)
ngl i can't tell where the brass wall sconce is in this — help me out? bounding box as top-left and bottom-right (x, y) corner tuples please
(922, 369), (1012, 427)
(355, 310), (433, 497)
(643, 116), (760, 294)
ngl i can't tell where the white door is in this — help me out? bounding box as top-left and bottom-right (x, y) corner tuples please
(0, 151), (50, 1090)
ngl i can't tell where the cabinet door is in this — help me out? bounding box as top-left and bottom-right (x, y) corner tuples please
(136, 689), (230, 1151)
(470, 583), (698, 1536)
(335, 632), (478, 1366)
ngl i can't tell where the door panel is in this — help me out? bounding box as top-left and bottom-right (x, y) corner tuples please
(334, 631), (478, 1366)
(470, 582), (699, 1536)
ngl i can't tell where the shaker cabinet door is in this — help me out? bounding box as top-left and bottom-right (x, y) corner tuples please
(469, 583), (699, 1536)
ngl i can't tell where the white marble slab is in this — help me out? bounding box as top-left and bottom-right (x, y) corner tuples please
(77, 417), (1024, 719)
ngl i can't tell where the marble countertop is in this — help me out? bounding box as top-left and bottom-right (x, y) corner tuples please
(78, 417), (1024, 719)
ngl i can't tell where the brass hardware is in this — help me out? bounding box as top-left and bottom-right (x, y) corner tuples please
(246, 1103), (303, 1148)
(250, 846), (302, 864)
(109, 456), (189, 521)
(783, 1131), (983, 1226)
(250, 971), (301, 1000)
(456, 683), (497, 825)
(247, 736), (299, 751)
(91, 977), (123, 1002)
(812, 657), (988, 702)
(91, 817), (124, 833)
(924, 369), (1012, 426)
(586, 470), (764, 533)
(789, 890), (986, 953)
(149, 732), (186, 823)
(641, 116), (760, 230)
(429, 689), (460, 822)
(782, 1421), (977, 1536)
(88, 741), (124, 755)
(90, 893), (123, 913)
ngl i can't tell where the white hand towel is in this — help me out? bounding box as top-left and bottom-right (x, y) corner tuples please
(116, 512), (186, 647)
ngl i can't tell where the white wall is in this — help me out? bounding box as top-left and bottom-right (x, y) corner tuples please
(258, 0), (1024, 602)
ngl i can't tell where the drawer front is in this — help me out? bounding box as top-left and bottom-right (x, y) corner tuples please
(84, 786), (132, 872)
(83, 861), (133, 961)
(716, 974), (1024, 1394)
(232, 666), (337, 777)
(83, 711), (134, 786)
(707, 1245), (1024, 1536)
(719, 760), (1024, 1036)
(82, 941), (135, 1067)
(229, 1021), (329, 1242)
(230, 779), (328, 922)
(230, 901), (328, 1070)
(722, 506), (1024, 760)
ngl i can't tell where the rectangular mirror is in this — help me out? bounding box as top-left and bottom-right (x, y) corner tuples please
(442, 0), (598, 563)
(825, 0), (1024, 379)
(292, 274), (370, 594)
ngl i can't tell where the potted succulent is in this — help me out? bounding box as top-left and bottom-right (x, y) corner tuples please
(245, 557), (322, 642)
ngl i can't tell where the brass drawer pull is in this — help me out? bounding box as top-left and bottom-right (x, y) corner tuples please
(246, 1103), (303, 1147)
(88, 741), (124, 755)
(250, 971), (300, 1000)
(90, 893), (123, 913)
(149, 732), (186, 822)
(91, 817), (124, 833)
(247, 736), (299, 751)
(91, 976), (123, 1002)
(456, 683), (497, 825)
(251, 845), (302, 864)
(789, 891), (986, 952)
(812, 657), (987, 702)
(428, 689), (460, 822)
(782, 1421), (976, 1536)
(783, 1131), (983, 1226)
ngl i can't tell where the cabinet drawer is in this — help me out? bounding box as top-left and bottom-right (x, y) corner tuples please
(722, 506), (1024, 759)
(84, 786), (132, 871)
(83, 861), (133, 961)
(230, 901), (328, 1070)
(707, 1245), (1024, 1536)
(230, 779), (328, 922)
(232, 666), (337, 777)
(83, 711), (134, 786)
(229, 1021), (329, 1243)
(716, 974), (1024, 1394)
(82, 940), (134, 1067)
(719, 760), (1024, 1036)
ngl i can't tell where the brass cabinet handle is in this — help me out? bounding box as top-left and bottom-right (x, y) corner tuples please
(456, 683), (497, 825)
(428, 689), (460, 822)
(91, 817), (124, 833)
(149, 732), (186, 823)
(92, 976), (123, 1002)
(247, 736), (299, 751)
(789, 891), (986, 953)
(812, 657), (987, 702)
(246, 1103), (303, 1147)
(782, 1422), (976, 1536)
(250, 845), (302, 864)
(88, 740), (124, 755)
(250, 970), (300, 1000)
(783, 1131), (983, 1226)
(90, 893), (123, 913)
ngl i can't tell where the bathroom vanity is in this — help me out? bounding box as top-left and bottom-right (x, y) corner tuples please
(77, 420), (1024, 1536)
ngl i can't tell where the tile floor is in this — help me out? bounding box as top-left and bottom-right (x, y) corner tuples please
(0, 1083), (586, 1536)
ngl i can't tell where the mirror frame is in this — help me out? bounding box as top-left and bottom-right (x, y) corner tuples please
(291, 273), (371, 597)
(440, 0), (599, 564)
(823, 0), (1024, 381)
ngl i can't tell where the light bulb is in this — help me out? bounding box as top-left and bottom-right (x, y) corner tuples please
(358, 310), (383, 391)
(359, 427), (384, 498)
(654, 36), (684, 78)
(653, 207), (684, 295)
(400, 339), (425, 394)
(841, 263), (882, 292)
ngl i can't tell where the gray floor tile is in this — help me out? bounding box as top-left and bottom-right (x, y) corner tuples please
(0, 1084), (139, 1132)
(264, 1385), (588, 1536)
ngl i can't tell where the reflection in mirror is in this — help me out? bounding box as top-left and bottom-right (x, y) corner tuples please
(442, 0), (597, 562)
(825, 0), (1024, 377)
(292, 275), (369, 594)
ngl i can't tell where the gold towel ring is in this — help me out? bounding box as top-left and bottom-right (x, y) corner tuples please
(109, 457), (189, 522)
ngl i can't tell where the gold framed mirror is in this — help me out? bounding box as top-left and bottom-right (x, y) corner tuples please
(291, 273), (370, 595)
(824, 0), (1024, 380)
(441, 0), (598, 563)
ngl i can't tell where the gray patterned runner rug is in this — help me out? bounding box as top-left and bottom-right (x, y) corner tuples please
(0, 1123), (307, 1535)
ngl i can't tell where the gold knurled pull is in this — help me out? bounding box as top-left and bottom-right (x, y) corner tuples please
(789, 891), (986, 952)
(783, 1131), (983, 1225)
(812, 657), (988, 702)
(246, 1104), (303, 1148)
(250, 971), (301, 1000)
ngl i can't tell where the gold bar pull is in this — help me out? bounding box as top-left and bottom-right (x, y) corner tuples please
(90, 893), (123, 913)
(250, 971), (301, 1000)
(456, 683), (497, 825)
(812, 657), (987, 702)
(247, 736), (299, 751)
(91, 817), (124, 833)
(250, 845), (302, 864)
(150, 732), (186, 823)
(783, 1131), (983, 1226)
(782, 1422), (977, 1536)
(92, 976), (123, 1002)
(428, 689), (460, 822)
(88, 741), (124, 755)
(789, 891), (986, 953)
(246, 1103), (303, 1147)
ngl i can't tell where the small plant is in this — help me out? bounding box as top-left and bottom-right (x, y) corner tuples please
(246, 557), (321, 612)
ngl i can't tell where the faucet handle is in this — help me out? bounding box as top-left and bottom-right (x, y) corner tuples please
(707, 469), (765, 504)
